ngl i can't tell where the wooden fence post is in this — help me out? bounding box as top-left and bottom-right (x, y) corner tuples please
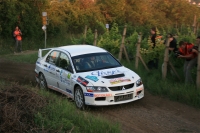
(135, 33), (142, 69)
(134, 33), (149, 71)
(83, 25), (87, 44)
(162, 35), (170, 80)
(93, 29), (97, 46)
(118, 25), (129, 62)
(193, 15), (197, 35)
(196, 40), (200, 88)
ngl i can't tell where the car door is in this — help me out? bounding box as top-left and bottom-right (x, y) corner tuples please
(55, 52), (74, 96)
(44, 50), (60, 88)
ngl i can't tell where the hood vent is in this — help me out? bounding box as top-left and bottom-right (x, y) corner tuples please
(102, 73), (125, 79)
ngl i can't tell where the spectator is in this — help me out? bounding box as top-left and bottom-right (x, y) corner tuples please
(150, 27), (157, 48)
(13, 26), (22, 53)
(148, 27), (159, 69)
(166, 33), (178, 53)
(177, 41), (198, 84)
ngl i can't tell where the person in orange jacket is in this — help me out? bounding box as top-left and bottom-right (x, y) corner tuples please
(177, 41), (198, 84)
(13, 26), (22, 53)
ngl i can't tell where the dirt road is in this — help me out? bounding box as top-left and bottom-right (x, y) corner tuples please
(0, 57), (199, 133)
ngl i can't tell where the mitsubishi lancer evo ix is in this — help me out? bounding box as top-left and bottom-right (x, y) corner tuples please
(35, 45), (144, 110)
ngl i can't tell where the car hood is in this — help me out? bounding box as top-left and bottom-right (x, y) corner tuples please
(74, 66), (140, 87)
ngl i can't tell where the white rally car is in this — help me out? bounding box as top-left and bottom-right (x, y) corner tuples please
(35, 45), (144, 110)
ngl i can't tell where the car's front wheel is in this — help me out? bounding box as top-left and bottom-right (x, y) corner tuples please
(74, 86), (86, 110)
(39, 73), (48, 89)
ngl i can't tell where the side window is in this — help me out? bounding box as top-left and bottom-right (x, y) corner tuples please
(46, 51), (60, 65)
(57, 52), (71, 70)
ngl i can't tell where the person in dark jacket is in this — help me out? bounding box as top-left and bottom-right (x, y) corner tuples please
(168, 33), (178, 53)
(150, 27), (157, 48)
(148, 27), (158, 69)
(164, 33), (178, 54)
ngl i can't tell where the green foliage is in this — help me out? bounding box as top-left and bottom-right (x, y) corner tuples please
(97, 32), (120, 55)
(176, 27), (197, 44)
(97, 23), (121, 55)
(35, 91), (120, 133)
(140, 28), (165, 63)
(0, 0), (46, 38)
(85, 28), (95, 45)
(125, 30), (139, 58)
(70, 28), (94, 45)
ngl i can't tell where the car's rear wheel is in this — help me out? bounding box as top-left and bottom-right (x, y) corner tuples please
(39, 73), (48, 89)
(74, 86), (86, 110)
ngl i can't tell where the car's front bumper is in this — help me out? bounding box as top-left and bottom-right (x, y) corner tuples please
(84, 86), (144, 106)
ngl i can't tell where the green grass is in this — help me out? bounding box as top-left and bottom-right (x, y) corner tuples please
(35, 90), (120, 133)
(0, 81), (120, 133)
(1, 52), (38, 63)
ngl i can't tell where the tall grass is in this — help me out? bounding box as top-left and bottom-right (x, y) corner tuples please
(35, 90), (120, 133)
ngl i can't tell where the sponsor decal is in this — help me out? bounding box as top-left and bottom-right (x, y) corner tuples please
(59, 70), (70, 85)
(91, 69), (122, 76)
(84, 93), (112, 97)
(36, 61), (41, 65)
(109, 77), (131, 85)
(85, 75), (99, 82)
(94, 93), (112, 97)
(84, 93), (94, 97)
(66, 88), (72, 94)
(71, 75), (76, 80)
(44, 65), (56, 75)
(67, 73), (71, 79)
(48, 65), (56, 71)
(76, 76), (89, 87)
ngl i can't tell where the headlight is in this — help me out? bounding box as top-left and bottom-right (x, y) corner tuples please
(136, 79), (143, 87)
(86, 86), (108, 92)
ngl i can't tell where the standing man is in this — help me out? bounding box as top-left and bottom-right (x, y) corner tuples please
(167, 33), (178, 53)
(150, 27), (157, 49)
(13, 26), (22, 53)
(148, 27), (159, 69)
(178, 41), (198, 84)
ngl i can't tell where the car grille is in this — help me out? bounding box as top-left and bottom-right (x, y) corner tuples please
(108, 83), (134, 91)
(114, 94), (133, 102)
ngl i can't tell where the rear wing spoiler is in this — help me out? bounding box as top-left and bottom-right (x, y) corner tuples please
(38, 48), (52, 58)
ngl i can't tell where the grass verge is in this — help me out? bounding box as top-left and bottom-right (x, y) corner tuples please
(35, 90), (120, 133)
(0, 80), (120, 133)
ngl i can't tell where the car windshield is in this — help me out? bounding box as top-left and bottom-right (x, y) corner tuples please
(72, 52), (122, 72)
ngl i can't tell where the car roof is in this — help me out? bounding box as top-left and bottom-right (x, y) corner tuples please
(58, 45), (107, 56)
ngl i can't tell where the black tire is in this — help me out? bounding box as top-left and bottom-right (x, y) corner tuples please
(74, 86), (86, 110)
(39, 73), (48, 89)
